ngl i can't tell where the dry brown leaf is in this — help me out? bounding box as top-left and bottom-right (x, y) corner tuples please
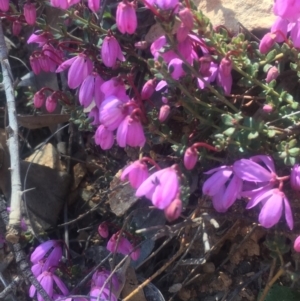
(17, 114), (70, 129)
(71, 163), (87, 191)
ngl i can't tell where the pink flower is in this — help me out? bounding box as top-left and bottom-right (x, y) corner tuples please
(79, 73), (104, 108)
(0, 0), (9, 11)
(12, 20), (22, 36)
(94, 125), (114, 150)
(197, 62), (218, 90)
(88, 107), (100, 125)
(158, 105), (170, 122)
(131, 248), (140, 261)
(290, 20), (300, 48)
(98, 222), (109, 238)
(184, 147), (198, 170)
(271, 16), (288, 42)
(294, 236), (300, 252)
(56, 53), (93, 89)
(262, 104), (273, 113)
(202, 166), (242, 212)
(164, 198), (182, 222)
(136, 166), (179, 209)
(42, 44), (63, 72)
(246, 188), (293, 230)
(27, 33), (49, 47)
(31, 260), (45, 277)
(155, 0), (179, 10)
(266, 66), (279, 83)
(178, 7), (194, 30)
(176, 24), (189, 43)
(150, 36), (177, 62)
(101, 77), (128, 102)
(45, 93), (58, 113)
(259, 33), (276, 54)
(29, 271), (68, 301)
(33, 91), (46, 108)
(24, 3), (36, 25)
(291, 164), (300, 191)
(168, 58), (185, 80)
(30, 55), (41, 75)
(88, 0), (100, 12)
(99, 96), (126, 130)
(91, 270), (119, 291)
(116, 115), (146, 148)
(273, 0), (300, 21)
(107, 233), (133, 255)
(50, 0), (80, 9)
(121, 160), (149, 189)
(217, 57), (232, 95)
(141, 79), (155, 100)
(90, 287), (117, 301)
(116, 1), (137, 34)
(101, 35), (125, 68)
(30, 240), (62, 271)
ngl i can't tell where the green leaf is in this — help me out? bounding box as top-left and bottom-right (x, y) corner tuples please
(284, 156), (296, 166)
(263, 64), (273, 73)
(221, 114), (235, 126)
(289, 147), (300, 157)
(223, 127), (236, 136)
(248, 131), (259, 140)
(267, 130), (276, 138)
(288, 139), (297, 148)
(290, 62), (298, 71)
(260, 284), (300, 301)
(265, 49), (277, 62)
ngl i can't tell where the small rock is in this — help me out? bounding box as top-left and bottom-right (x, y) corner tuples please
(25, 143), (60, 170)
(71, 163), (87, 191)
(196, 0), (275, 33)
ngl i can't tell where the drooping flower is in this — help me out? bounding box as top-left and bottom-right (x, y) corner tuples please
(107, 233), (133, 256)
(27, 33), (49, 47)
(217, 57), (232, 95)
(164, 198), (182, 222)
(88, 107), (100, 125)
(291, 164), (300, 191)
(88, 0), (100, 12)
(136, 166), (179, 209)
(90, 287), (117, 301)
(79, 73), (104, 108)
(121, 160), (149, 189)
(178, 7), (194, 30)
(158, 105), (170, 122)
(98, 222), (109, 238)
(101, 77), (128, 102)
(155, 0), (179, 10)
(45, 93), (58, 113)
(168, 58), (185, 80)
(56, 53), (93, 89)
(31, 260), (45, 277)
(202, 166), (242, 212)
(262, 104), (273, 113)
(33, 91), (46, 108)
(290, 20), (300, 48)
(294, 235), (300, 252)
(0, 0), (9, 12)
(50, 0), (80, 9)
(266, 66), (279, 83)
(42, 44), (63, 72)
(197, 62), (218, 90)
(259, 33), (277, 54)
(116, 115), (146, 148)
(273, 0), (300, 21)
(94, 125), (114, 150)
(12, 20), (22, 36)
(116, 1), (137, 34)
(246, 188), (293, 230)
(183, 147), (198, 170)
(141, 79), (155, 100)
(101, 35), (125, 68)
(271, 16), (288, 42)
(99, 96), (126, 130)
(24, 3), (36, 25)
(91, 270), (119, 291)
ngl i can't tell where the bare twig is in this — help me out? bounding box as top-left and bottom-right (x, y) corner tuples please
(0, 276), (21, 300)
(0, 19), (22, 243)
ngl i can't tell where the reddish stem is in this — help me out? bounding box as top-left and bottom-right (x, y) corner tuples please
(140, 157), (161, 170)
(191, 142), (217, 152)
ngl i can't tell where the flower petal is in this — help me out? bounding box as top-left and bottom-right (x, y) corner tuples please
(283, 196), (294, 230)
(250, 155), (276, 174)
(202, 169), (232, 196)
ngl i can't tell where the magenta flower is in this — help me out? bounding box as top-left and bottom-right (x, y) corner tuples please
(246, 188), (293, 230)
(178, 8), (194, 30)
(273, 0), (300, 21)
(98, 222), (109, 238)
(30, 55), (41, 75)
(217, 57), (232, 95)
(176, 24), (189, 43)
(79, 73), (104, 108)
(116, 1), (137, 34)
(136, 166), (179, 209)
(291, 164), (300, 191)
(121, 160), (149, 189)
(262, 104), (273, 113)
(233, 155), (277, 183)
(271, 16), (288, 42)
(30, 240), (62, 271)
(45, 93), (58, 113)
(0, 0), (9, 11)
(88, 0), (100, 12)
(158, 105), (170, 122)
(101, 35), (125, 68)
(197, 62), (218, 90)
(88, 107), (100, 125)
(107, 233), (133, 255)
(29, 271), (68, 301)
(101, 77), (128, 102)
(266, 66), (279, 83)
(168, 58), (185, 80)
(56, 53), (93, 89)
(155, 0), (179, 10)
(94, 125), (114, 150)
(202, 166), (242, 212)
(90, 287), (117, 301)
(294, 236), (300, 252)
(259, 33), (276, 54)
(12, 20), (22, 36)
(50, 0), (80, 9)
(150, 36), (177, 63)
(164, 198), (182, 222)
(33, 91), (46, 108)
(141, 79), (155, 100)
(116, 115), (146, 148)
(31, 260), (45, 277)
(290, 20), (300, 48)
(42, 44), (63, 72)
(27, 33), (49, 47)
(99, 96), (126, 130)
(24, 3), (36, 25)
(183, 147), (198, 170)
(91, 270), (119, 291)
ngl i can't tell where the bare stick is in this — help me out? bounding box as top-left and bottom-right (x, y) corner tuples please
(0, 19), (21, 243)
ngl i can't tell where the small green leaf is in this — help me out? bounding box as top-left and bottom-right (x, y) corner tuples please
(288, 139), (297, 148)
(284, 156), (296, 166)
(248, 131), (259, 140)
(221, 114), (235, 126)
(265, 49), (277, 62)
(223, 127), (236, 136)
(267, 130), (276, 138)
(289, 147), (300, 157)
(290, 62), (298, 71)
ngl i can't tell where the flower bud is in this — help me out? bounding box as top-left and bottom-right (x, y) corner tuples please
(33, 91), (45, 108)
(164, 198), (182, 222)
(131, 247), (140, 261)
(98, 222), (109, 238)
(178, 8), (194, 30)
(294, 236), (300, 252)
(45, 93), (57, 113)
(159, 105), (170, 122)
(291, 164), (300, 191)
(259, 33), (276, 54)
(30, 56), (41, 75)
(0, 0), (9, 12)
(24, 3), (36, 26)
(184, 147), (198, 170)
(266, 66), (279, 83)
(141, 79), (155, 100)
(12, 20), (22, 36)
(134, 41), (148, 50)
(88, 0), (100, 12)
(262, 104), (273, 113)
(116, 1), (137, 34)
